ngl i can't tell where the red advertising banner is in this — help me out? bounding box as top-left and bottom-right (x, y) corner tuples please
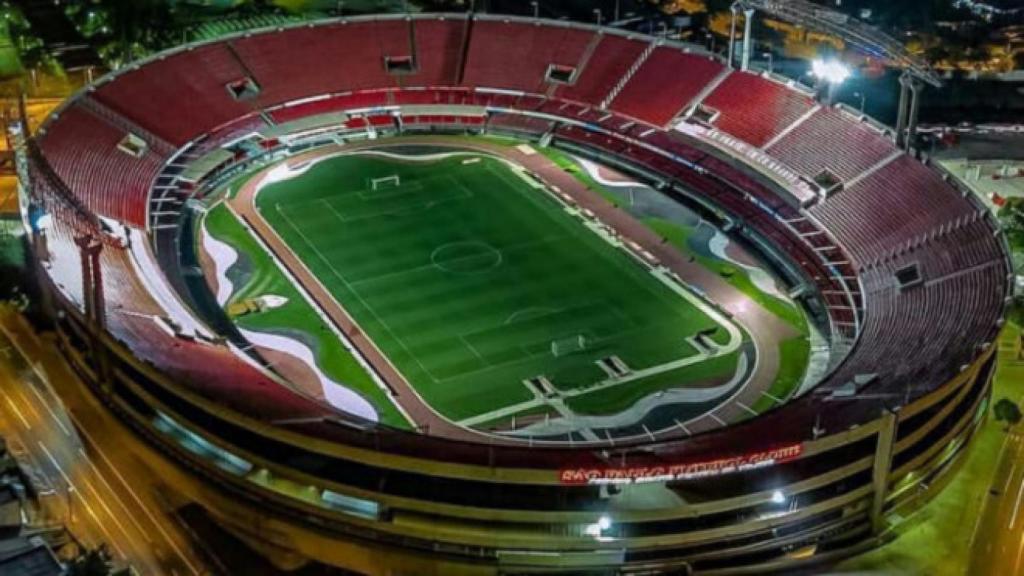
(559, 444), (804, 485)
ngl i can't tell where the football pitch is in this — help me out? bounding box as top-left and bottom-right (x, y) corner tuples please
(252, 150), (738, 423)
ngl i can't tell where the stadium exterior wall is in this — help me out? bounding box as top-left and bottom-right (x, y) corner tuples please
(44, 278), (996, 574)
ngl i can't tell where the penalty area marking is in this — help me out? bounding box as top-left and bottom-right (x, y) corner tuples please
(504, 307), (562, 325)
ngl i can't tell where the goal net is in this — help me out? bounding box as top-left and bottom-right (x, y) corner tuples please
(370, 175), (401, 191)
(551, 334), (588, 357)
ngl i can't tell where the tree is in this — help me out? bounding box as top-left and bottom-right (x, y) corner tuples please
(999, 197), (1024, 252)
(994, 398), (1023, 427)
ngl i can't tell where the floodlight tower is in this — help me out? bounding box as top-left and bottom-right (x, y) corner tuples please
(731, 0), (941, 150)
(895, 71), (924, 151)
(810, 58), (851, 106)
(726, 4), (757, 71)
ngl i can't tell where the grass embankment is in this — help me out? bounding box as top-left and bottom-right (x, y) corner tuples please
(203, 203), (409, 428)
(538, 151), (814, 414)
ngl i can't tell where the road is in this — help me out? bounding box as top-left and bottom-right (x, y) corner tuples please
(969, 336), (1024, 576)
(0, 307), (213, 575)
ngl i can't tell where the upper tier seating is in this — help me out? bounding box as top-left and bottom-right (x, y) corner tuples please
(828, 259), (1004, 389)
(701, 71), (815, 148)
(809, 155), (973, 267)
(611, 48), (724, 127)
(766, 107), (894, 183)
(230, 20), (403, 109)
(555, 34), (647, 106)
(407, 18), (467, 87)
(462, 20), (594, 92)
(93, 43), (255, 147)
(39, 104), (166, 228)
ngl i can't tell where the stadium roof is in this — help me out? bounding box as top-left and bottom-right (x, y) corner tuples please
(734, 0), (943, 87)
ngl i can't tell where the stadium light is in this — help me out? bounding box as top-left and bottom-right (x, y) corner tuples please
(33, 213), (52, 232)
(810, 58), (851, 105)
(584, 515), (613, 538)
(810, 58), (851, 85)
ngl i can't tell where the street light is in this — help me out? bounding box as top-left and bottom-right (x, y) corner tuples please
(853, 91), (866, 113)
(66, 485), (75, 524)
(530, 1), (538, 18)
(763, 51), (773, 74)
(593, 8), (602, 27)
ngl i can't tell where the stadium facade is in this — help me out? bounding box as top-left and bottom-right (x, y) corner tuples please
(16, 13), (1012, 575)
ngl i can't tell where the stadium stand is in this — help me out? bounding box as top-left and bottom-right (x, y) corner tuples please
(766, 106), (895, 183)
(831, 259), (1004, 388)
(701, 71), (816, 147)
(462, 20), (594, 92)
(38, 104), (166, 228)
(610, 48), (724, 127)
(92, 43), (254, 146)
(554, 34), (647, 105)
(401, 19), (466, 87)
(230, 21), (400, 108)
(809, 155), (974, 266)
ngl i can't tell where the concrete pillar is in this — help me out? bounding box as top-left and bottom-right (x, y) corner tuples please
(870, 409), (898, 535)
(826, 81), (840, 106)
(895, 72), (911, 147)
(89, 245), (105, 331)
(905, 77), (923, 152)
(741, 9), (755, 72)
(727, 7), (738, 69)
(76, 235), (113, 391)
(75, 235), (96, 324)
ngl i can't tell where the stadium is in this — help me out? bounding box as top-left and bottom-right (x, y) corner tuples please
(13, 8), (1013, 575)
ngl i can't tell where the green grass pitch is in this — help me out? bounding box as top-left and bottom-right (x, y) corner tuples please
(253, 152), (734, 423)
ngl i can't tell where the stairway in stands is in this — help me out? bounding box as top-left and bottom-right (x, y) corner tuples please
(601, 40), (657, 110)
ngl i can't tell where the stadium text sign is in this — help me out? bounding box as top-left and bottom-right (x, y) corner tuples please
(559, 444), (803, 485)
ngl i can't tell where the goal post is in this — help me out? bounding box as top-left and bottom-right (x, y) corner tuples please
(551, 334), (588, 357)
(369, 175), (401, 191)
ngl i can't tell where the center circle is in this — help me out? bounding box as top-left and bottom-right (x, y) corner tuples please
(430, 241), (502, 275)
